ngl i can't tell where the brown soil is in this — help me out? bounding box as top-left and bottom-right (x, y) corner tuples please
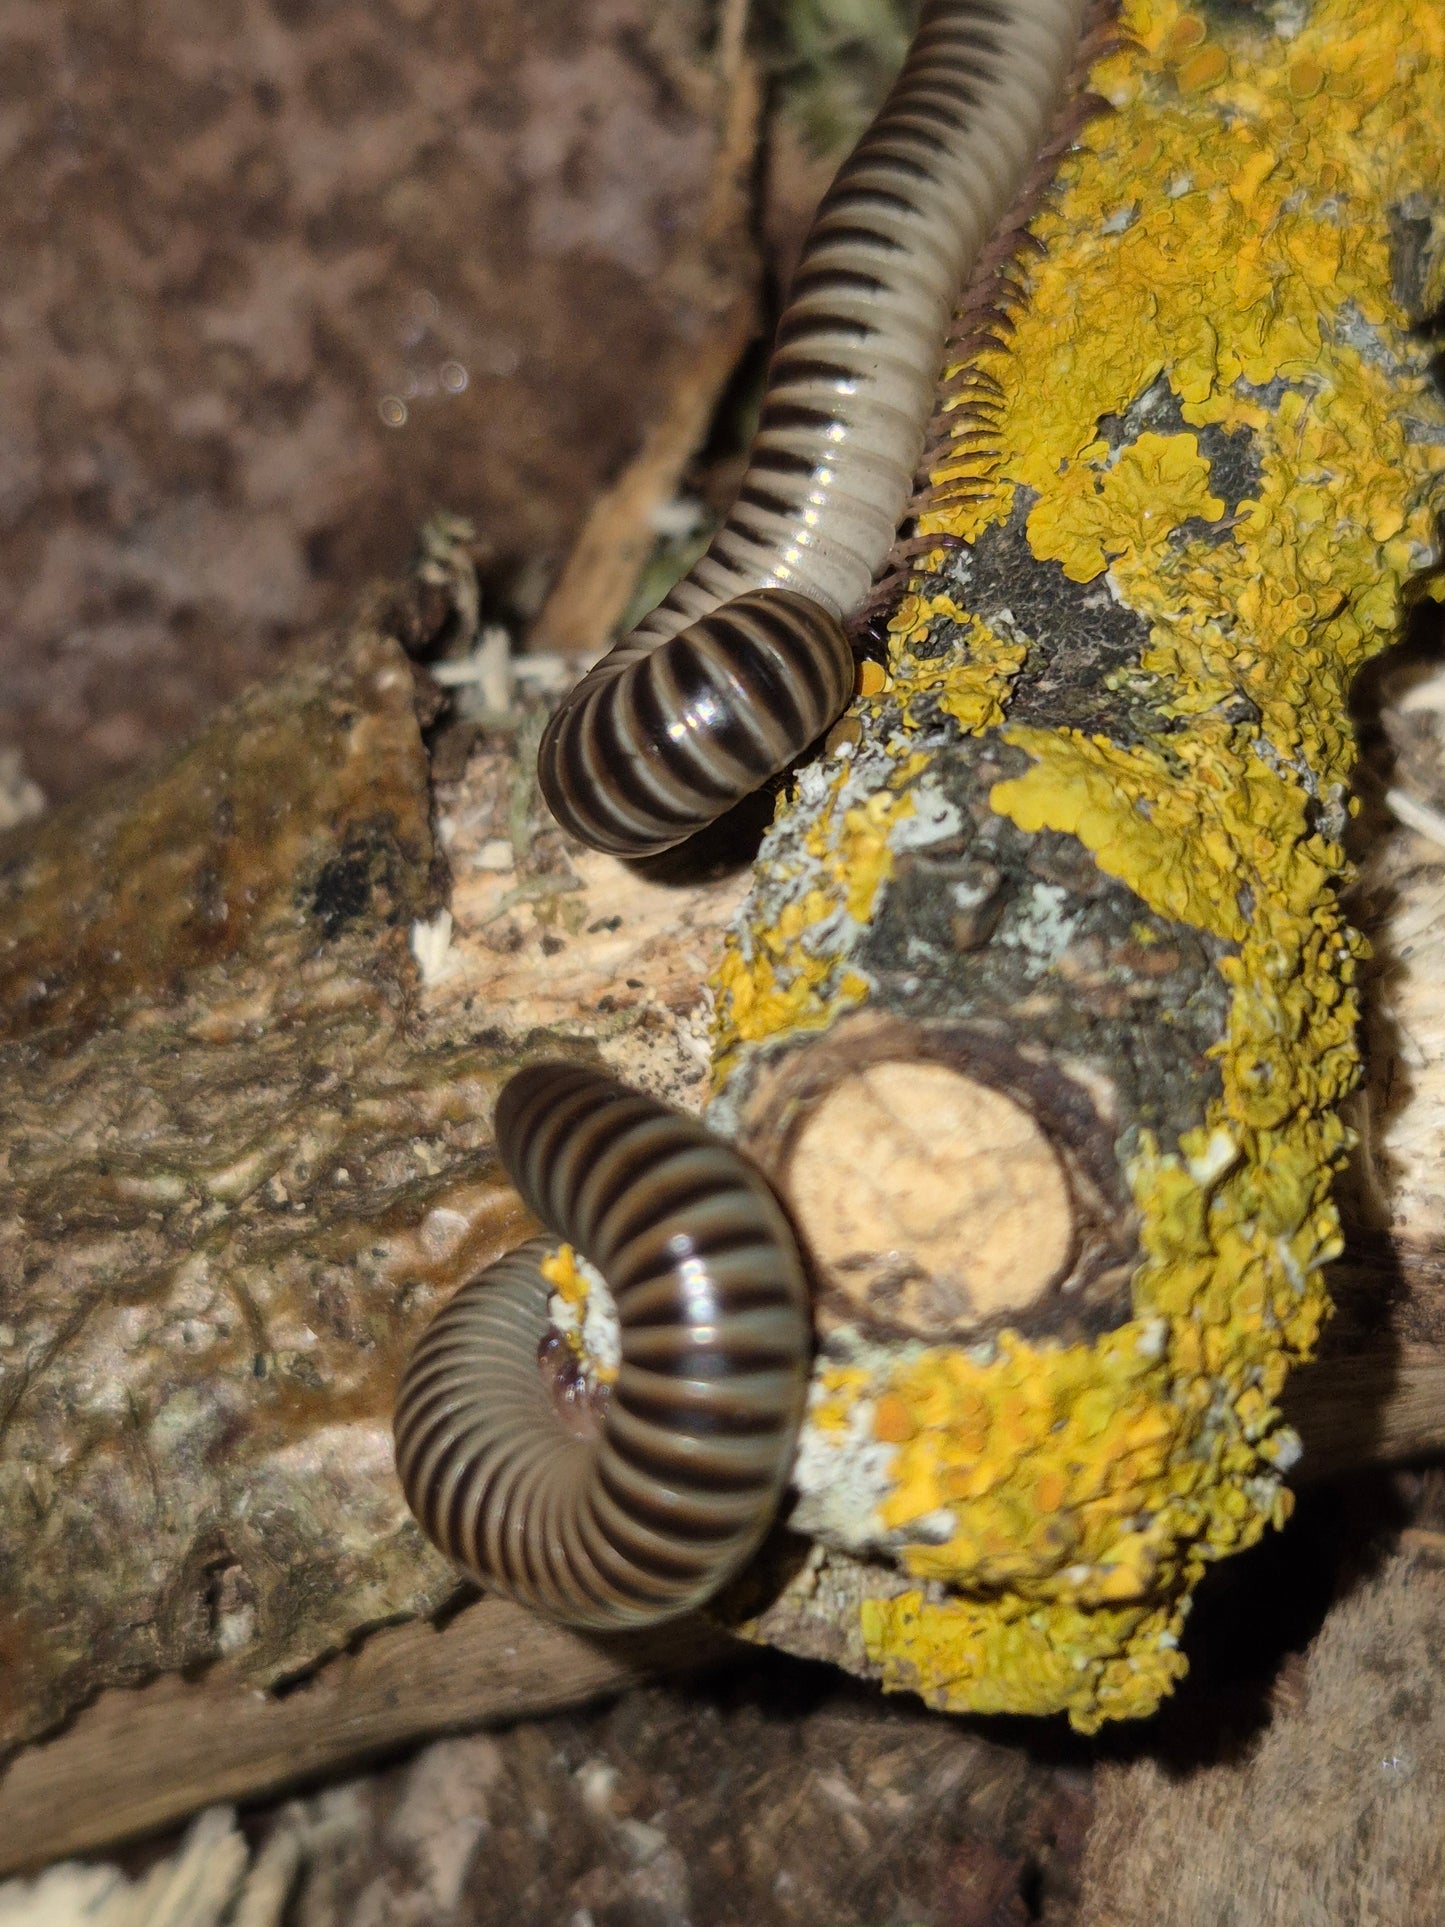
(0, 0), (742, 801)
(264, 1653), (1091, 1927)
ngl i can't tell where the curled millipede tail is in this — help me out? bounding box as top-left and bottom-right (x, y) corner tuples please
(393, 1065), (812, 1629)
(539, 0), (1091, 857)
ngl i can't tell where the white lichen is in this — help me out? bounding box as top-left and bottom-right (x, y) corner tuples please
(548, 1251), (621, 1383)
(410, 909), (458, 987)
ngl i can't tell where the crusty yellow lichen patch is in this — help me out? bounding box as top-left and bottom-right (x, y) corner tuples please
(991, 720), (1334, 948)
(541, 1242), (619, 1384)
(710, 748), (926, 1073)
(540, 1242), (587, 1308)
(840, 0), (1445, 1727)
(888, 594), (1028, 733)
(812, 766), (925, 923)
(811, 1362), (874, 1433)
(1026, 430), (1225, 585)
(860, 1589), (1187, 1725)
(929, 0), (1445, 559)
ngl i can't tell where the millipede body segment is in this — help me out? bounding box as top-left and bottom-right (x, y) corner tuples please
(393, 1066), (811, 1628)
(538, 0), (1092, 856)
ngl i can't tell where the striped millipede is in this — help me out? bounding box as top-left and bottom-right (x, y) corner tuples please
(538, 0), (1091, 857)
(393, 1065), (811, 1628)
(396, 1), (1095, 1627)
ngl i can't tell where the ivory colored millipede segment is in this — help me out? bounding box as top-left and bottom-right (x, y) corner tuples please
(539, 0), (1092, 857)
(393, 1067), (811, 1629)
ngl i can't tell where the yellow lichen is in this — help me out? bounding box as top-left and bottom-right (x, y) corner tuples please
(1025, 430), (1225, 584)
(812, 1363), (874, 1434)
(540, 1243), (587, 1306)
(861, 1587), (1192, 1725)
(759, 0), (1443, 1728)
(888, 595), (1029, 732)
(710, 750), (925, 1073)
(540, 1242), (618, 1384)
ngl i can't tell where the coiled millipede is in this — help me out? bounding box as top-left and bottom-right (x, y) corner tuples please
(396, 0), (1095, 1626)
(393, 1066), (812, 1627)
(538, 0), (1091, 857)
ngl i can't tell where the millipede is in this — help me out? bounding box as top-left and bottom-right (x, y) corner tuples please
(538, 0), (1092, 858)
(393, 1065), (812, 1627)
(396, 0), (1094, 1627)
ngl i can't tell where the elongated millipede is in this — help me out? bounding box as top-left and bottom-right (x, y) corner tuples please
(538, 0), (1091, 856)
(393, 1065), (811, 1628)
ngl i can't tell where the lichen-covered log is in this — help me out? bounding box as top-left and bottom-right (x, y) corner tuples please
(691, 0), (1445, 1729)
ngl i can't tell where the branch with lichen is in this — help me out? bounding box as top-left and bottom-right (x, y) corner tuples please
(701, 0), (1445, 1730)
(4, 0), (1445, 1867)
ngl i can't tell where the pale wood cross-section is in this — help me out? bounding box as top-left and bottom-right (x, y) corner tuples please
(782, 1059), (1075, 1331)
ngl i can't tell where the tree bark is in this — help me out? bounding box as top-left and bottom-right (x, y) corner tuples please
(695, 0), (1445, 1730)
(0, 535), (749, 1841)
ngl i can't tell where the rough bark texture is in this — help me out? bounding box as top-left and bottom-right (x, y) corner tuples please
(0, 590), (512, 1762)
(0, 535), (750, 1791)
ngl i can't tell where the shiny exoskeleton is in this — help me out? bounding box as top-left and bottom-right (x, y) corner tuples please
(393, 1066), (811, 1628)
(539, 0), (1090, 856)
